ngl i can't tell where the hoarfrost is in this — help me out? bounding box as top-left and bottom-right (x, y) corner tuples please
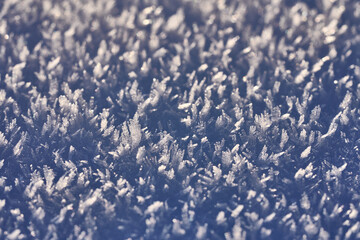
(340, 92), (352, 110)
(231, 205), (244, 218)
(259, 145), (268, 161)
(280, 129), (288, 149)
(165, 9), (184, 32)
(264, 213), (276, 222)
(310, 106), (321, 122)
(300, 146), (311, 159)
(196, 224), (207, 239)
(222, 150), (232, 166)
(0, 199), (5, 211)
(294, 168), (306, 180)
(295, 68), (309, 84)
(321, 112), (341, 139)
(129, 114), (142, 149)
(345, 222), (359, 239)
(47, 56), (61, 71)
(230, 219), (246, 240)
(255, 112), (272, 131)
(13, 132), (26, 156)
(216, 211), (226, 225)
(330, 163), (347, 178)
(212, 166), (222, 181)
(226, 36), (239, 49)
(0, 131), (8, 146)
(300, 129), (307, 142)
(319, 228), (330, 240)
(44, 166), (55, 194)
(212, 71), (227, 84)
(300, 194), (310, 210)
(145, 201), (164, 215)
(12, 62), (26, 83)
(93, 62), (104, 79)
(7, 229), (21, 240)
(172, 219), (185, 236)
(53, 205), (73, 224)
(56, 170), (76, 191)
(178, 102), (192, 110)
(136, 146), (146, 164)
(312, 56), (330, 73)
(78, 189), (102, 214)
(304, 220), (318, 236)
(34, 207), (45, 221)
(0, 0), (358, 239)
(261, 228), (272, 238)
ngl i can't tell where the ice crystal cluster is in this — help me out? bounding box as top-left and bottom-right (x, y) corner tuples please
(0, 0), (360, 239)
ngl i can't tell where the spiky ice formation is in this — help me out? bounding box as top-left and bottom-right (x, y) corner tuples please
(0, 0), (360, 239)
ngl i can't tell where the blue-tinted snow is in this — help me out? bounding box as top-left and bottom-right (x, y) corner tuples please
(0, 0), (360, 239)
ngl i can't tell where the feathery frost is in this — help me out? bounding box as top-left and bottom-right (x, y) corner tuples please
(0, 0), (359, 239)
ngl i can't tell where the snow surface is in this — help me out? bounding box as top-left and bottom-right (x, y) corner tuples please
(0, 0), (360, 239)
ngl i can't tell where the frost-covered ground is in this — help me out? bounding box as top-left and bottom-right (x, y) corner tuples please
(0, 0), (360, 239)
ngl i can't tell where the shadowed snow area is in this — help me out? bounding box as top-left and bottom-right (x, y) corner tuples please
(0, 0), (360, 239)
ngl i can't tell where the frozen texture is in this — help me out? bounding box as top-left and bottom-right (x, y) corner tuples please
(0, 0), (360, 239)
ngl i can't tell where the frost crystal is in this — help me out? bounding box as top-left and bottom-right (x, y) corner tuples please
(300, 146), (311, 159)
(0, 0), (358, 239)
